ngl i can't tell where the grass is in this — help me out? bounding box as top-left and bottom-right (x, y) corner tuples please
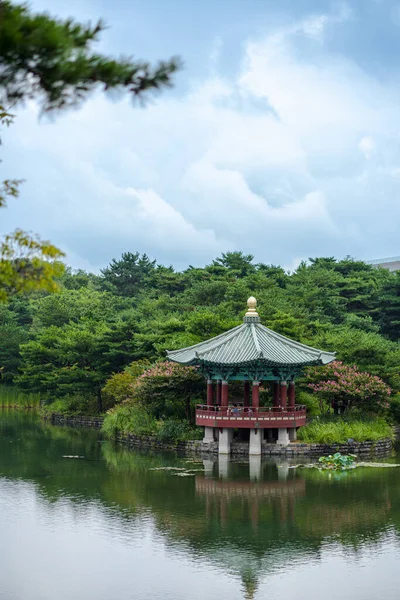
(39, 394), (98, 417)
(297, 418), (394, 444)
(102, 404), (203, 443)
(101, 405), (157, 438)
(0, 386), (41, 408)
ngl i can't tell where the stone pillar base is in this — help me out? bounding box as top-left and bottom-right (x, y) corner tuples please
(218, 428), (232, 454)
(203, 426), (214, 444)
(249, 428), (262, 455)
(289, 427), (297, 442)
(277, 428), (290, 446)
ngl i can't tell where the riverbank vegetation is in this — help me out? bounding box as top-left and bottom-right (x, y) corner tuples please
(0, 386), (40, 409)
(297, 418), (394, 444)
(1, 252), (400, 441)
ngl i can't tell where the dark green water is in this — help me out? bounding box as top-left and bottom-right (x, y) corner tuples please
(1, 412), (400, 600)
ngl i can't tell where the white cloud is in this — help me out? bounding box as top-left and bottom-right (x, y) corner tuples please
(358, 136), (376, 159)
(2, 4), (400, 270)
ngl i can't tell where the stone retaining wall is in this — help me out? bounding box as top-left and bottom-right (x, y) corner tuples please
(116, 433), (394, 458)
(46, 413), (396, 457)
(46, 414), (104, 428)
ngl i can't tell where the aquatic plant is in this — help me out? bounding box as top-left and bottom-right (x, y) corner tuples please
(318, 453), (356, 470)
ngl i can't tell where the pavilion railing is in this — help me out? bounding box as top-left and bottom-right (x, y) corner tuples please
(196, 405), (306, 419)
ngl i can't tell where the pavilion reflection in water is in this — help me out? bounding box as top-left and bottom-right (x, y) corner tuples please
(183, 457), (393, 600)
(198, 459), (305, 535)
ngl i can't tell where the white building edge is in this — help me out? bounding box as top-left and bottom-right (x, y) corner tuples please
(366, 256), (400, 272)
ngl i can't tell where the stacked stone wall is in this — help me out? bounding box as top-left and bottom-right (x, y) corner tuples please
(45, 413), (396, 457)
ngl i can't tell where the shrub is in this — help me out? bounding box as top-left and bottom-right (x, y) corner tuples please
(297, 390), (326, 417)
(155, 418), (203, 443)
(388, 393), (400, 424)
(306, 361), (391, 415)
(297, 418), (394, 444)
(311, 326), (400, 391)
(102, 360), (150, 409)
(134, 361), (205, 422)
(40, 394), (98, 416)
(102, 404), (157, 438)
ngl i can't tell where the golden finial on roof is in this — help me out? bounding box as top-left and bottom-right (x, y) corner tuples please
(245, 296), (258, 317)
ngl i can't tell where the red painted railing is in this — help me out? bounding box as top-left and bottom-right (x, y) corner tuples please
(196, 404), (306, 428)
(196, 404), (305, 416)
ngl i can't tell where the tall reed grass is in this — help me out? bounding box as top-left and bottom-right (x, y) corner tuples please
(297, 418), (393, 444)
(0, 386), (41, 408)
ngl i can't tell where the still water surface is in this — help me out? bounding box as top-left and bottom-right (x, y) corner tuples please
(0, 411), (400, 600)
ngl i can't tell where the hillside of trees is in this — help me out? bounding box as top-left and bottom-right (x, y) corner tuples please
(1, 251), (400, 430)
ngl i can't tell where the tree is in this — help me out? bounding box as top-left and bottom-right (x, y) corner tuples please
(0, 230), (64, 302)
(0, 1), (180, 112)
(377, 271), (400, 341)
(212, 251), (256, 278)
(134, 361), (205, 423)
(17, 320), (134, 412)
(59, 267), (102, 291)
(306, 361), (391, 415)
(0, 304), (28, 380)
(0, 1), (181, 301)
(266, 310), (308, 339)
(186, 280), (228, 306)
(100, 252), (157, 297)
(31, 287), (129, 329)
(289, 260), (347, 323)
(310, 324), (400, 390)
(0, 107), (64, 300)
(102, 360), (150, 407)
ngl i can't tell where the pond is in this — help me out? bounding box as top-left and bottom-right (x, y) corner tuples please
(0, 411), (399, 600)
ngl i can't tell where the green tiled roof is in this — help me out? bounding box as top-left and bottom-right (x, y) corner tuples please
(167, 313), (335, 369)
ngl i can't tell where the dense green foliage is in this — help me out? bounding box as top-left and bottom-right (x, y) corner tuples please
(297, 418), (394, 444)
(1, 250), (400, 439)
(100, 404), (202, 443)
(101, 361), (205, 442)
(0, 1), (180, 111)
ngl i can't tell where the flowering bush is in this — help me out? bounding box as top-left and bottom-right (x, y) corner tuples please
(102, 360), (150, 409)
(306, 361), (391, 414)
(134, 361), (205, 422)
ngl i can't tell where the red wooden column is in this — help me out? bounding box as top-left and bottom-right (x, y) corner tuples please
(252, 381), (260, 410)
(280, 381), (288, 409)
(221, 380), (229, 409)
(273, 381), (280, 408)
(244, 380), (250, 407)
(288, 381), (295, 409)
(216, 380), (222, 405)
(207, 380), (214, 406)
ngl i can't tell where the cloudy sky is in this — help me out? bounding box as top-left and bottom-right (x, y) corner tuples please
(2, 0), (400, 271)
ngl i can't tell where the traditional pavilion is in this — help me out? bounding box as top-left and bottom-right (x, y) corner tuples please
(167, 297), (335, 455)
